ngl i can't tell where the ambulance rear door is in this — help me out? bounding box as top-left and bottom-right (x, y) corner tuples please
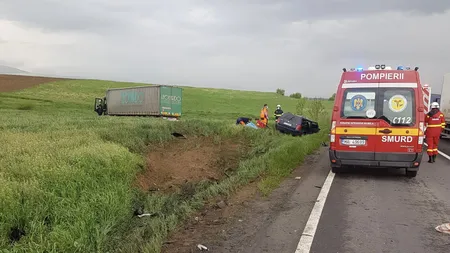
(374, 83), (420, 162)
(335, 84), (378, 162)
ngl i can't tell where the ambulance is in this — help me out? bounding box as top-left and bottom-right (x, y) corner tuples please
(328, 64), (427, 178)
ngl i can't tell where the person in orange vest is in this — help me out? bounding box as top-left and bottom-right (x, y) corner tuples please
(259, 104), (269, 127)
(425, 102), (446, 163)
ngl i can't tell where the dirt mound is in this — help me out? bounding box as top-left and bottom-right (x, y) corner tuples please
(135, 136), (248, 193)
(0, 74), (70, 92)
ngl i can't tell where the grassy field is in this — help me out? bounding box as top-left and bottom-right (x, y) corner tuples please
(0, 79), (332, 253)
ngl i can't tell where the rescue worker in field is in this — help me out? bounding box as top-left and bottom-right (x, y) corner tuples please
(274, 104), (283, 120)
(425, 102), (446, 163)
(260, 104), (269, 127)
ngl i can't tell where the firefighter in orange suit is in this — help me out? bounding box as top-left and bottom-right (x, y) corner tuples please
(259, 104), (269, 127)
(425, 102), (446, 163)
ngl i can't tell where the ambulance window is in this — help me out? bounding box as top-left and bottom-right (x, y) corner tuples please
(341, 90), (376, 118)
(381, 88), (415, 126)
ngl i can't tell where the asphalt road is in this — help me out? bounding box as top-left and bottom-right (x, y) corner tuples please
(311, 138), (450, 253)
(208, 139), (450, 253)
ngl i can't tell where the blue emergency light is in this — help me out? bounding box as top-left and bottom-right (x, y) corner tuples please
(344, 67), (364, 72)
(396, 66), (414, 70)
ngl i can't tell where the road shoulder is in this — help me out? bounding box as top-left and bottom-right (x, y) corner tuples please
(162, 147), (331, 253)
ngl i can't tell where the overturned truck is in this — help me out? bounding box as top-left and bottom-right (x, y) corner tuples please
(94, 85), (182, 118)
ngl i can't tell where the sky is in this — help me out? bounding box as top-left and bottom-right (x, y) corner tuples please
(1, 0), (450, 97)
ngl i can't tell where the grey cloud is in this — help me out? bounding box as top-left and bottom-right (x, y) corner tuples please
(0, 0), (133, 32)
(4, 0), (448, 34)
(277, 0), (450, 20)
(1, 1), (450, 97)
(175, 0), (450, 35)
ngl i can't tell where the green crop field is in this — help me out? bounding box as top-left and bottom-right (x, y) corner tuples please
(0, 78), (332, 253)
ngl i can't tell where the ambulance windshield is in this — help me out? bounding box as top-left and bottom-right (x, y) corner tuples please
(341, 88), (415, 126)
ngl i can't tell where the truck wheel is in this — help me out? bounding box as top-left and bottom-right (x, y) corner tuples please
(406, 170), (417, 178)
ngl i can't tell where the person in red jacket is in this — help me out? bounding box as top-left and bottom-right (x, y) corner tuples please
(425, 102), (446, 163)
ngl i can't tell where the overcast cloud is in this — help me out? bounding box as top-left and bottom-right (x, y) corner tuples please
(1, 0), (450, 97)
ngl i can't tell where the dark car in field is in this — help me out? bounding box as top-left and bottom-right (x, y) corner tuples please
(275, 112), (320, 136)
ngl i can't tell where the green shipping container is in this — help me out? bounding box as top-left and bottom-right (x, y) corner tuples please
(159, 85), (183, 117)
(105, 85), (182, 117)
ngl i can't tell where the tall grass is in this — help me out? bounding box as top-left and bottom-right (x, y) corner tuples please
(0, 79), (331, 252)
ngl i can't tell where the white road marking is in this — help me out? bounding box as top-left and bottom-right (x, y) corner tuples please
(424, 143), (450, 160)
(294, 144), (449, 253)
(295, 170), (335, 253)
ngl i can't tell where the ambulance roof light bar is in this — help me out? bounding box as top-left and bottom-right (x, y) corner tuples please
(396, 66), (419, 71)
(374, 64), (392, 70)
(343, 64), (418, 72)
(342, 67), (364, 72)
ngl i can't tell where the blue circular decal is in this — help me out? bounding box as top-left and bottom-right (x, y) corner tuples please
(350, 95), (367, 111)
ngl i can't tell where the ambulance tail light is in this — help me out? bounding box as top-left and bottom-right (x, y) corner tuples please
(418, 136), (424, 145)
(418, 122), (425, 145)
(330, 121), (336, 143)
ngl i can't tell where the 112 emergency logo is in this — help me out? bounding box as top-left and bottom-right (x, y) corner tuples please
(350, 95), (367, 111)
(389, 95), (407, 113)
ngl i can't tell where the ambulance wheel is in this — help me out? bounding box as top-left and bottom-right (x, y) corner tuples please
(331, 166), (342, 173)
(406, 170), (417, 178)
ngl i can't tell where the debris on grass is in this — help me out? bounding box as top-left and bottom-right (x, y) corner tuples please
(197, 244), (208, 251)
(171, 132), (186, 138)
(435, 223), (450, 234)
(137, 213), (153, 218)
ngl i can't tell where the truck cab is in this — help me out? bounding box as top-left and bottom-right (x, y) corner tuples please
(329, 65), (425, 177)
(439, 73), (450, 138)
(94, 97), (107, 116)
